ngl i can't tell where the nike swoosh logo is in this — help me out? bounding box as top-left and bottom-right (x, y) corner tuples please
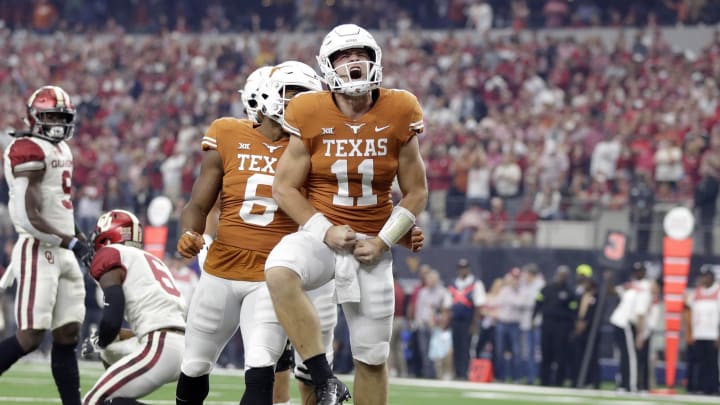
(375, 125), (390, 132)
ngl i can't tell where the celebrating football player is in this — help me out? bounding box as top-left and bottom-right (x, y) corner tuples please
(175, 62), (337, 405)
(265, 24), (428, 405)
(0, 85), (93, 405)
(81, 210), (186, 405)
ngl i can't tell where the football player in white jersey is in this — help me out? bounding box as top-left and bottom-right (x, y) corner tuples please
(0, 85), (93, 405)
(82, 210), (186, 405)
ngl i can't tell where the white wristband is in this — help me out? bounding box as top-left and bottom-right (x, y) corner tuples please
(301, 213), (333, 242)
(378, 206), (416, 248)
(68, 237), (79, 250)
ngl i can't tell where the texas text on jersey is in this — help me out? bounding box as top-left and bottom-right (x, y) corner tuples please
(282, 88), (424, 235)
(200, 117), (297, 281)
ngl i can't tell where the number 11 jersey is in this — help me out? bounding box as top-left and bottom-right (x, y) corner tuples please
(283, 88), (424, 235)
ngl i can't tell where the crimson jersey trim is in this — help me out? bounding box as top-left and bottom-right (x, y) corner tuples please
(90, 246), (128, 282)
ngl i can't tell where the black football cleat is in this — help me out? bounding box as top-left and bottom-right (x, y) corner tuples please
(315, 377), (351, 405)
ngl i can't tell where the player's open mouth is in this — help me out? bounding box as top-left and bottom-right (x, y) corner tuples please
(349, 67), (362, 79)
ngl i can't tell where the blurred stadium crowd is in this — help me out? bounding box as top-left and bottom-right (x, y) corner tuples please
(1, 0), (720, 33)
(1, 3), (720, 254)
(0, 0), (719, 390)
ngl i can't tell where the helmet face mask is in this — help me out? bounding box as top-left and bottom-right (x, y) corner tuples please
(317, 24), (382, 96)
(240, 66), (273, 124)
(25, 86), (76, 143)
(92, 210), (144, 251)
(258, 61), (323, 127)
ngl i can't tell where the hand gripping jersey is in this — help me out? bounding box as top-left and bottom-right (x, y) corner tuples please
(282, 88), (424, 234)
(3, 137), (75, 236)
(201, 117), (298, 281)
(90, 244), (186, 338)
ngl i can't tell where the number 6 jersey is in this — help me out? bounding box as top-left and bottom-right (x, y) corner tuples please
(282, 88), (424, 235)
(200, 117), (298, 281)
(90, 244), (186, 338)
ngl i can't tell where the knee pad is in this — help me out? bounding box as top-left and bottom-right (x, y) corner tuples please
(352, 341), (389, 366)
(181, 359), (214, 377)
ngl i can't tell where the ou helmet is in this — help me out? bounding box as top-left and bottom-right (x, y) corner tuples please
(24, 85), (76, 143)
(92, 209), (144, 251)
(240, 66), (273, 124)
(258, 61), (323, 127)
(316, 24), (382, 96)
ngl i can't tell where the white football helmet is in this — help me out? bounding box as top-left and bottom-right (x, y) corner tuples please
(240, 66), (273, 124)
(258, 61), (323, 127)
(317, 24), (382, 96)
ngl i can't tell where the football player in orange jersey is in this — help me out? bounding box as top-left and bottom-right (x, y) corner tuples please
(265, 24), (428, 405)
(175, 62), (327, 405)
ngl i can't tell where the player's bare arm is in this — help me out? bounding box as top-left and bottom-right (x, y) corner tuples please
(17, 169), (76, 247)
(354, 136), (428, 263)
(274, 137), (358, 251)
(203, 196), (222, 239)
(394, 136), (429, 216)
(272, 136), (315, 225)
(178, 150), (223, 258)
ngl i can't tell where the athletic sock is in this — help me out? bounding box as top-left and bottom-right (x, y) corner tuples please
(0, 335), (26, 375)
(304, 353), (333, 387)
(239, 366), (275, 405)
(176, 372), (209, 405)
(51, 342), (81, 405)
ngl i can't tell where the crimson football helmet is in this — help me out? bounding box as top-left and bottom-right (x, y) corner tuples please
(92, 210), (143, 251)
(24, 85), (76, 143)
(317, 24), (382, 96)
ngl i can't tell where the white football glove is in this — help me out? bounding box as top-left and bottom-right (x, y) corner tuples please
(81, 330), (101, 361)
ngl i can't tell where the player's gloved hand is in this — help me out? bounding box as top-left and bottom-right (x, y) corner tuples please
(81, 330), (101, 360)
(177, 230), (205, 258)
(69, 237), (94, 268)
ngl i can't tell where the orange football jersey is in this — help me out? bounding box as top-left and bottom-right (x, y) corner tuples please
(200, 117), (297, 281)
(283, 88), (424, 235)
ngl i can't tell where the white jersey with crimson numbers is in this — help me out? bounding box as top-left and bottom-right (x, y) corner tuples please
(90, 244), (186, 338)
(3, 136), (75, 236)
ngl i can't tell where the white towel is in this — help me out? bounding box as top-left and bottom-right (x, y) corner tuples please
(0, 262), (15, 290)
(334, 252), (361, 304)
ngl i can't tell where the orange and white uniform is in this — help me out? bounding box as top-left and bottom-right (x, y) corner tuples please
(202, 117), (296, 281)
(266, 88), (423, 365)
(183, 117), (336, 376)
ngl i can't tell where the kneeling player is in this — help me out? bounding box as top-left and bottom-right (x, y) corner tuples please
(82, 210), (186, 405)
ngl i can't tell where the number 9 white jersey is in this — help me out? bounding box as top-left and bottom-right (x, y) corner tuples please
(90, 244), (186, 338)
(4, 137), (75, 236)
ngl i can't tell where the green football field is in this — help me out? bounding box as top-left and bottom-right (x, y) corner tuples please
(0, 360), (717, 405)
